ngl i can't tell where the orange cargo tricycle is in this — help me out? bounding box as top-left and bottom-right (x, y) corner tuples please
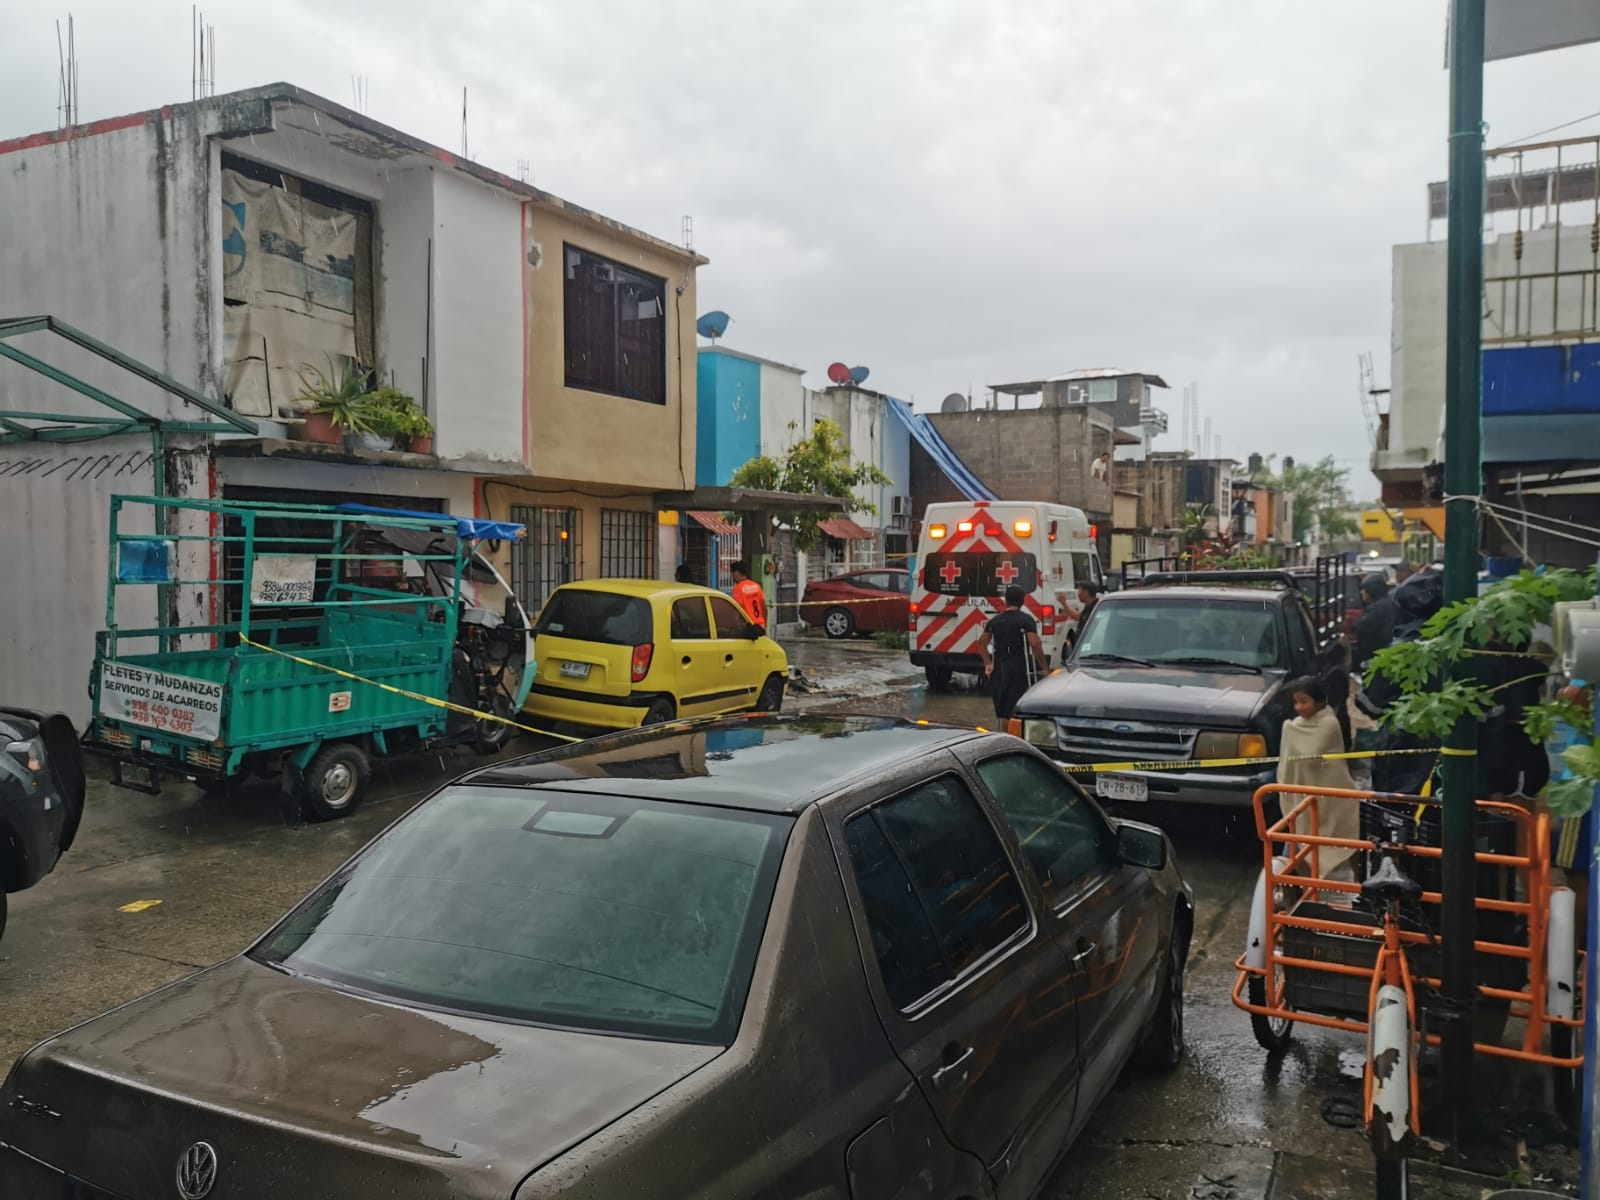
(1232, 784), (1585, 1199)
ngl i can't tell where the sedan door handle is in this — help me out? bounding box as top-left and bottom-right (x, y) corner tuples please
(930, 1045), (974, 1092)
(682, 656), (693, 665)
(724, 654), (735, 663)
(1072, 940), (1097, 967)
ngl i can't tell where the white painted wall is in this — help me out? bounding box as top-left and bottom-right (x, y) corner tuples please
(0, 440), (163, 723)
(758, 361), (807, 457)
(376, 165), (434, 408)
(430, 171), (526, 468)
(0, 114), (216, 421)
(1387, 226), (1599, 472)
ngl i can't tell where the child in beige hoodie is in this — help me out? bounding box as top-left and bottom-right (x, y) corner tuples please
(1279, 675), (1362, 879)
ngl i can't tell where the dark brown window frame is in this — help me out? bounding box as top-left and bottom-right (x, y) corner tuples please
(563, 243), (668, 406)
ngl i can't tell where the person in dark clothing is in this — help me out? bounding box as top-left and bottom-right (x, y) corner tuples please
(1367, 570), (1446, 795)
(1064, 581), (1101, 650)
(980, 585), (1048, 721)
(1352, 573), (1397, 673)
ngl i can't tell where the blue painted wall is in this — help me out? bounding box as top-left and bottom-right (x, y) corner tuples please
(1483, 344), (1600, 462)
(696, 351), (763, 486)
(1484, 345), (1600, 415)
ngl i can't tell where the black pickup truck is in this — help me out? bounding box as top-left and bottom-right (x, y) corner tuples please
(0, 708), (85, 940)
(1012, 561), (1348, 809)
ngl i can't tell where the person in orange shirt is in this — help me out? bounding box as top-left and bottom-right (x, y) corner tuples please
(730, 560), (767, 632)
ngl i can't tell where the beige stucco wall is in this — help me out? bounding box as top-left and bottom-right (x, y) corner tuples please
(474, 480), (662, 589)
(523, 203), (700, 492)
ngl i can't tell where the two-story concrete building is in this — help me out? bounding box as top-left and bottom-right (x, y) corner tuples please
(1376, 134), (1600, 567)
(0, 83), (702, 719)
(693, 346), (912, 594)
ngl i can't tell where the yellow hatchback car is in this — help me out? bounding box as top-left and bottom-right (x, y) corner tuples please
(525, 580), (788, 731)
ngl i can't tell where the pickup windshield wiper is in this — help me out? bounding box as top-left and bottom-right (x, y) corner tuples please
(1155, 655), (1263, 674)
(1078, 652), (1156, 668)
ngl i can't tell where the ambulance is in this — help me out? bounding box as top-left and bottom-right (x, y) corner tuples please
(909, 500), (1104, 689)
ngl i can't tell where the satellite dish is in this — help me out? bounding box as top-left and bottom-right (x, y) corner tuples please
(941, 392), (968, 413)
(848, 366), (870, 384)
(826, 362), (851, 385)
(695, 310), (731, 340)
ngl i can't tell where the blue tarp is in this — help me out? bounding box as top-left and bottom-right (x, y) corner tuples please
(337, 503), (525, 541)
(883, 397), (998, 502)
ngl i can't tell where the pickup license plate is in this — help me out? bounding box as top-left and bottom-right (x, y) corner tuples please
(559, 661), (591, 680)
(1096, 774), (1148, 803)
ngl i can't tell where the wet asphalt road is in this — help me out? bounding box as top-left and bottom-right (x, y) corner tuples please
(0, 640), (1579, 1197)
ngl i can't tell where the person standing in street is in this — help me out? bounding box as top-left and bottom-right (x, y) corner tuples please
(1351, 572), (1397, 674)
(979, 584), (1048, 721)
(730, 560), (767, 632)
(1063, 580), (1101, 651)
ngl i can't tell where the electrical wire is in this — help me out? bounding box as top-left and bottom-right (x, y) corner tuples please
(1493, 109), (1600, 152)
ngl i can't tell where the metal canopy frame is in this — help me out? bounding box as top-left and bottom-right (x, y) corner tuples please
(0, 315), (257, 445)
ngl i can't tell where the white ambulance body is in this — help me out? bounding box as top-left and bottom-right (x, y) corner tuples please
(909, 500), (1103, 689)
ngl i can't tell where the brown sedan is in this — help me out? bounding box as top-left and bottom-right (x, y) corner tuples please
(0, 715), (1192, 1200)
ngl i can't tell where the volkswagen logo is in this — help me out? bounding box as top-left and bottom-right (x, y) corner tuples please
(176, 1142), (218, 1200)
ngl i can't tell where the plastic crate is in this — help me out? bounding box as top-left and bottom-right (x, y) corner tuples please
(1282, 901), (1385, 1016)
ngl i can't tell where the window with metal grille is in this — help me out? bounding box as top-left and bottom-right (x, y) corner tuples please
(600, 509), (655, 579)
(510, 506), (581, 616)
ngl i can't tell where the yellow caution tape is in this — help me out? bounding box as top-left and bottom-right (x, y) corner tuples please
(1050, 747), (1442, 775)
(239, 636), (583, 743)
(239, 638), (1459, 780)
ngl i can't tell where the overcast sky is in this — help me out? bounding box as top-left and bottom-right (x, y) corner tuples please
(5, 1), (1600, 492)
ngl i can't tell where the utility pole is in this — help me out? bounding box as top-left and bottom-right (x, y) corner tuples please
(1438, 0), (1485, 1136)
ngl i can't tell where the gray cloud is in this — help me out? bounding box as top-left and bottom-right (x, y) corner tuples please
(7, 0), (1600, 487)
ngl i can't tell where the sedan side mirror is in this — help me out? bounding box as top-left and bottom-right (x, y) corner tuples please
(746, 624), (765, 641)
(1116, 821), (1167, 870)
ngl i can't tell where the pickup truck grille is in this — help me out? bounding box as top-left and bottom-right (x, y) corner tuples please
(1053, 717), (1195, 763)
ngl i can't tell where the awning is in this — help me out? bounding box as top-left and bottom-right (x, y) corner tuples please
(818, 517), (874, 541)
(337, 503), (525, 541)
(0, 315), (258, 444)
(687, 510), (741, 537)
(655, 485), (847, 514)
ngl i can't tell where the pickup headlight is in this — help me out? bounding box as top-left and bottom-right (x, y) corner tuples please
(1194, 731), (1267, 761)
(1022, 719), (1058, 748)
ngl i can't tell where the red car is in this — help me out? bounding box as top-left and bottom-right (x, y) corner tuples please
(801, 568), (910, 638)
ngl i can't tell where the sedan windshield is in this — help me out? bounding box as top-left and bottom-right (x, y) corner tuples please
(252, 787), (790, 1044)
(1075, 597), (1282, 669)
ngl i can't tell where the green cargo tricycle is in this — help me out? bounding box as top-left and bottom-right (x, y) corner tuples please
(85, 496), (533, 820)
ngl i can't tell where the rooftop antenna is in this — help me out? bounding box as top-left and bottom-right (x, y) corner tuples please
(350, 74), (369, 114)
(681, 215), (694, 253)
(191, 7), (215, 100)
(1203, 416), (1212, 459)
(517, 158), (531, 183)
(56, 15), (79, 128)
(460, 87), (468, 158)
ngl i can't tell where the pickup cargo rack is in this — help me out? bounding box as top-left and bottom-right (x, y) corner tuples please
(1119, 555), (1350, 649)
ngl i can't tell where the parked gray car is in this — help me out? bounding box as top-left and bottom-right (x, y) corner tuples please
(0, 714), (1192, 1200)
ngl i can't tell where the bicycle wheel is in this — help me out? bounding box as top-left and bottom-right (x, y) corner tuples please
(1374, 1157), (1409, 1200)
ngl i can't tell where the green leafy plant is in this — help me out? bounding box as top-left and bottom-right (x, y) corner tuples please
(296, 359), (378, 435)
(873, 630), (909, 650)
(1368, 566), (1599, 816)
(729, 419), (893, 552)
(363, 388), (431, 439)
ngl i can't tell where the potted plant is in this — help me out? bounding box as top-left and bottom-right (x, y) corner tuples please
(364, 388), (433, 454)
(294, 361), (378, 446)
